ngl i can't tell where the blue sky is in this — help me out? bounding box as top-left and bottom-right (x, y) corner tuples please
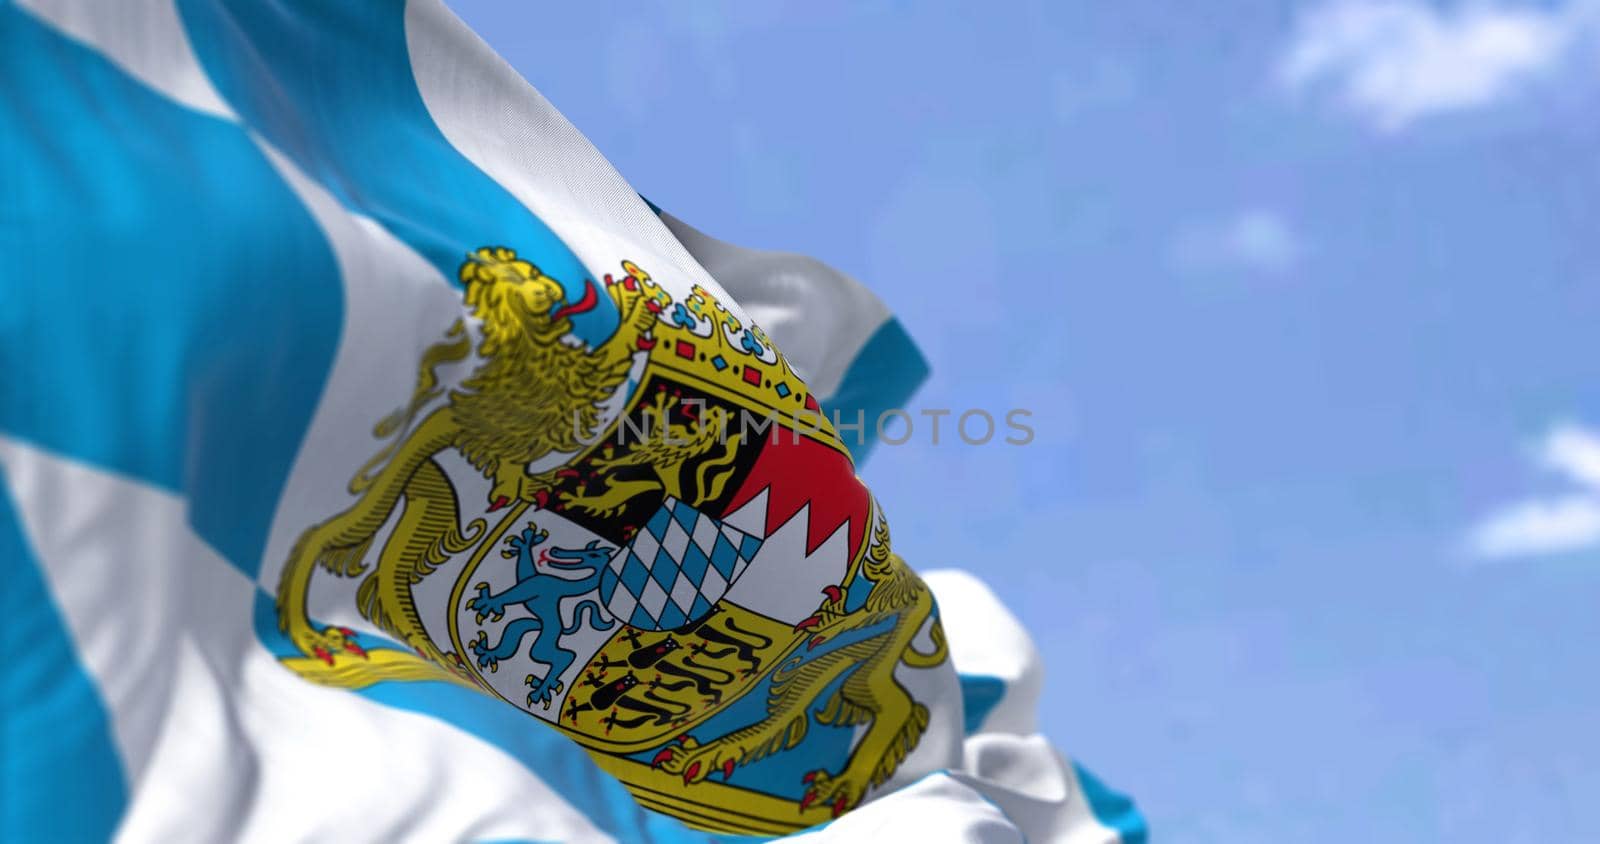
(450, 2), (1600, 839)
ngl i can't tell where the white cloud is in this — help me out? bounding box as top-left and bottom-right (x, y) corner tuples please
(1467, 423), (1600, 559)
(1171, 210), (1303, 275)
(1280, 0), (1597, 131)
(1540, 422), (1600, 488)
(1469, 494), (1600, 558)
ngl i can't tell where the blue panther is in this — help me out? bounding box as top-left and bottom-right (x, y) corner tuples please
(466, 525), (615, 708)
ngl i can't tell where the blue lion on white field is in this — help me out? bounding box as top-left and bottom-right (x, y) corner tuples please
(466, 525), (615, 708)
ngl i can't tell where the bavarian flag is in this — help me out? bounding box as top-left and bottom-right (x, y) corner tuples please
(0, 1), (1144, 841)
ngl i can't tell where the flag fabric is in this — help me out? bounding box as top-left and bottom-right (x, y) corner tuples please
(0, 1), (1145, 841)
(653, 211), (929, 463)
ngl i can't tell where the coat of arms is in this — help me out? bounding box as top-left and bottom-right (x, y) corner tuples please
(274, 247), (949, 834)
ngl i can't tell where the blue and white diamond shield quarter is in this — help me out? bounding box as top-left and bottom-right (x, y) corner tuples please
(599, 497), (764, 630)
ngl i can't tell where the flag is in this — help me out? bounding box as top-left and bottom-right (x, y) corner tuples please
(0, 0), (1144, 841)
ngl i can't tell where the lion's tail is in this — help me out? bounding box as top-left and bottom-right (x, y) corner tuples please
(563, 599), (615, 636)
(901, 618), (948, 669)
(275, 409), (459, 642)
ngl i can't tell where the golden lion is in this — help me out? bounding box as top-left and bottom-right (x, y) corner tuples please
(275, 247), (657, 663)
(559, 389), (742, 519)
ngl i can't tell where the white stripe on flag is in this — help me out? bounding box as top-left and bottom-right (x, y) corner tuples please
(403, 0), (766, 351)
(17, 0), (234, 120)
(948, 736), (1122, 844)
(245, 135), (467, 603)
(925, 569), (1048, 735)
(658, 211), (892, 399)
(923, 569), (1125, 843)
(781, 773), (1024, 843)
(0, 436), (615, 844)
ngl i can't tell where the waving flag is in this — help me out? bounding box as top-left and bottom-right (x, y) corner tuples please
(0, 0), (1144, 841)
